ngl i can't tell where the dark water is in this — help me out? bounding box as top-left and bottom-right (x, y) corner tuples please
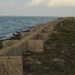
(0, 16), (58, 40)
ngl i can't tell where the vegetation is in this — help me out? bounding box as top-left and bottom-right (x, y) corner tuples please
(24, 18), (75, 75)
(10, 32), (21, 40)
(0, 41), (3, 49)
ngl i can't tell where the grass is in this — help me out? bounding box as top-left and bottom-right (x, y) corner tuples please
(0, 41), (3, 49)
(24, 18), (75, 75)
(10, 32), (21, 40)
(44, 18), (75, 75)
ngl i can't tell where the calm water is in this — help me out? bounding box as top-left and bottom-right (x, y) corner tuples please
(0, 16), (58, 40)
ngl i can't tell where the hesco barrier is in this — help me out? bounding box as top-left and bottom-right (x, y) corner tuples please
(0, 56), (23, 75)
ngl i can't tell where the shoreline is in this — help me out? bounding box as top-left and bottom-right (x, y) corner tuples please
(0, 26), (38, 39)
(0, 17), (63, 51)
(0, 17), (59, 41)
(0, 17), (62, 49)
(0, 23), (44, 49)
(0, 22), (56, 41)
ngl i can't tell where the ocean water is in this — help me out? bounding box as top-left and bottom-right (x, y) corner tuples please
(0, 16), (58, 40)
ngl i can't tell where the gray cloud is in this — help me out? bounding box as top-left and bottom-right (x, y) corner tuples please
(30, 0), (75, 7)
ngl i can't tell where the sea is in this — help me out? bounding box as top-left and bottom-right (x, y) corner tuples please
(0, 16), (58, 40)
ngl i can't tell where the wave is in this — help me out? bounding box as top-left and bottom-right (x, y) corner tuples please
(0, 17), (58, 40)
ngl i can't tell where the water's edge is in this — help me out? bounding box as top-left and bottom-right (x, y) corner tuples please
(0, 17), (59, 40)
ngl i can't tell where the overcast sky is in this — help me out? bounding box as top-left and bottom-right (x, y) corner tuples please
(0, 0), (75, 16)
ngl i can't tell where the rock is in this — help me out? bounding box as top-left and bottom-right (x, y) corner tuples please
(49, 38), (52, 40)
(23, 51), (32, 57)
(44, 67), (48, 70)
(61, 50), (65, 54)
(36, 61), (42, 65)
(24, 57), (35, 65)
(53, 58), (59, 62)
(45, 45), (50, 49)
(44, 73), (47, 75)
(71, 43), (75, 47)
(53, 58), (64, 63)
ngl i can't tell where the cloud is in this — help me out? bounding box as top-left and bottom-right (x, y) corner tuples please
(29, 0), (46, 6)
(0, 1), (20, 10)
(48, 0), (75, 7)
(0, 1), (28, 11)
(30, 0), (43, 6)
(30, 0), (75, 7)
(0, 0), (75, 11)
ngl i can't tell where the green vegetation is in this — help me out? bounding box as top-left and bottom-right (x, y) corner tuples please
(10, 33), (21, 40)
(0, 41), (3, 49)
(24, 18), (75, 75)
(44, 18), (75, 75)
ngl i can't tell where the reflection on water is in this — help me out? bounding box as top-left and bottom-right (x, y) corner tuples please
(0, 16), (58, 40)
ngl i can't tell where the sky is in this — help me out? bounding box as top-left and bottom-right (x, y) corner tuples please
(0, 0), (75, 17)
